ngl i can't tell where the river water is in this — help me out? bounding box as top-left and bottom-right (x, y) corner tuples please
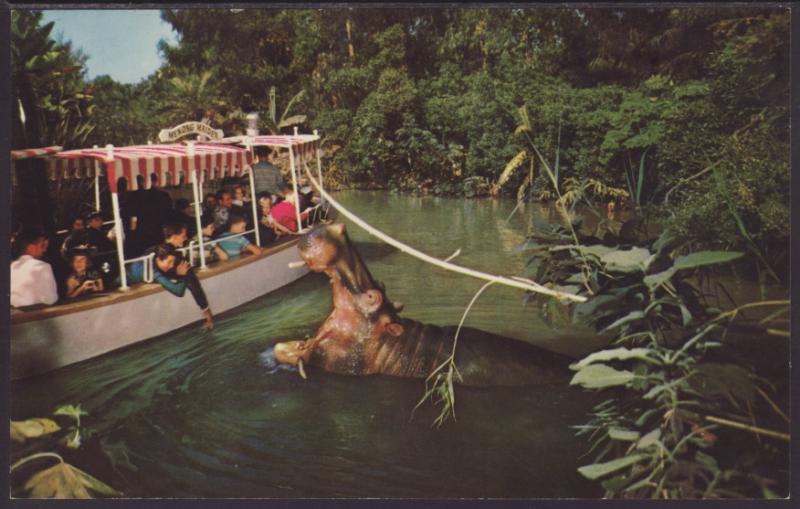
(12, 191), (610, 498)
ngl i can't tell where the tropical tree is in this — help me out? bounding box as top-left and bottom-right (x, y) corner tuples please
(11, 10), (95, 149)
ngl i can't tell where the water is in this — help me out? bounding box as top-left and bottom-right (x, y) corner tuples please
(11, 191), (605, 498)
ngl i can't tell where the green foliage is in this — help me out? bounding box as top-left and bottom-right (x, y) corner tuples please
(10, 404), (121, 499)
(12, 10), (95, 149)
(523, 221), (789, 498)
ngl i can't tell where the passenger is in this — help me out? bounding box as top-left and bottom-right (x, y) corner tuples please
(125, 244), (212, 329)
(256, 193), (278, 246)
(85, 211), (120, 285)
(252, 146), (285, 200)
(65, 247), (104, 299)
(216, 214), (262, 260)
(11, 231), (59, 307)
(171, 198), (197, 238)
(213, 189), (234, 231)
(137, 173), (173, 249)
(85, 212), (116, 254)
(232, 185), (248, 207)
(297, 177), (315, 211)
(202, 193), (217, 223)
(60, 214), (89, 261)
(191, 215), (227, 264)
(269, 190), (309, 235)
(124, 175), (147, 256)
(162, 222), (215, 329)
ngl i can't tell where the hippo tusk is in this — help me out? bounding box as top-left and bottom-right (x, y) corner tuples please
(297, 358), (307, 380)
(288, 261), (307, 269)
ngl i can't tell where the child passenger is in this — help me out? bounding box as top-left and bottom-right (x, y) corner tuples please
(65, 248), (104, 299)
(216, 214), (262, 260)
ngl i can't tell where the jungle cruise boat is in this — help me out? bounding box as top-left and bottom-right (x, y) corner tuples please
(10, 123), (328, 380)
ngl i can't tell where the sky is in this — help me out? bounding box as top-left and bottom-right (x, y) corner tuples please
(41, 9), (178, 84)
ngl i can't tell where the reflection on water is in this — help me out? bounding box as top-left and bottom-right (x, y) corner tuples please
(11, 191), (604, 498)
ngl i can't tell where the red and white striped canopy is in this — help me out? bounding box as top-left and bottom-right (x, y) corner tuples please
(54, 143), (252, 192)
(214, 134), (320, 167)
(11, 146), (63, 160)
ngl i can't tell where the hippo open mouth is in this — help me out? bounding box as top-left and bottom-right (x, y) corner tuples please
(273, 223), (570, 386)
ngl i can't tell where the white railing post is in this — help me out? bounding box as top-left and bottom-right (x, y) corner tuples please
(110, 191), (128, 291)
(190, 168), (207, 270)
(144, 254), (154, 283)
(288, 144), (302, 232)
(313, 130), (324, 197)
(247, 166), (260, 247)
(188, 241), (197, 267)
(93, 144), (100, 211)
(105, 144), (128, 291)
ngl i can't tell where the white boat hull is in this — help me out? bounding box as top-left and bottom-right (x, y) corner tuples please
(11, 239), (309, 380)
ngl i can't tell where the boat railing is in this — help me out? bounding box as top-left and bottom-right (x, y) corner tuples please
(124, 253), (156, 283)
(203, 229), (256, 248)
(176, 243), (197, 266)
(176, 229), (257, 267)
(303, 202), (328, 226)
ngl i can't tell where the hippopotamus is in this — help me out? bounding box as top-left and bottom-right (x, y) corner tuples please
(273, 223), (572, 386)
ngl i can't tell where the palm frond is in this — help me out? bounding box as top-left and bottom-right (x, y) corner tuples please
(494, 149), (528, 190)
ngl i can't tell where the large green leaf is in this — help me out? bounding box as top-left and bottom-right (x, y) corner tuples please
(643, 267), (677, 289)
(673, 251), (744, 270)
(600, 247), (653, 273)
(608, 428), (641, 441)
(570, 347), (654, 371)
(53, 404), (88, 421)
(635, 429), (662, 450)
(578, 454), (648, 480)
(601, 310), (645, 332)
(570, 364), (636, 389)
(575, 244), (617, 259)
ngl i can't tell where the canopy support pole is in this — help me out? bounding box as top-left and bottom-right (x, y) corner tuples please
(104, 145), (128, 291)
(313, 130), (324, 196)
(288, 143), (302, 232)
(110, 190), (128, 290)
(244, 139), (259, 246)
(247, 166), (260, 246)
(191, 169), (207, 270)
(93, 144), (100, 211)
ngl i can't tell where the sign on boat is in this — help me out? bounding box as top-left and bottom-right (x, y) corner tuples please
(158, 121), (224, 143)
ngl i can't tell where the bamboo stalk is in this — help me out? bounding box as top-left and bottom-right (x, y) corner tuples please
(704, 415), (789, 442)
(756, 387), (790, 424)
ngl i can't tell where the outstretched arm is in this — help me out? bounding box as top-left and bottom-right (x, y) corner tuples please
(245, 242), (262, 255)
(153, 271), (187, 297)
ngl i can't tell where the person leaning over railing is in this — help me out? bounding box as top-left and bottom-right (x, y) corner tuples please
(121, 244), (214, 329)
(124, 244), (186, 291)
(162, 222), (215, 329)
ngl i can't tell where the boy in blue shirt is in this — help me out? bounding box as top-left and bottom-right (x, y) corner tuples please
(216, 214), (262, 260)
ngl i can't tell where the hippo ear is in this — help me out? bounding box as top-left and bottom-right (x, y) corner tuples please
(386, 322), (404, 337)
(331, 223), (345, 236)
(363, 289), (383, 313)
